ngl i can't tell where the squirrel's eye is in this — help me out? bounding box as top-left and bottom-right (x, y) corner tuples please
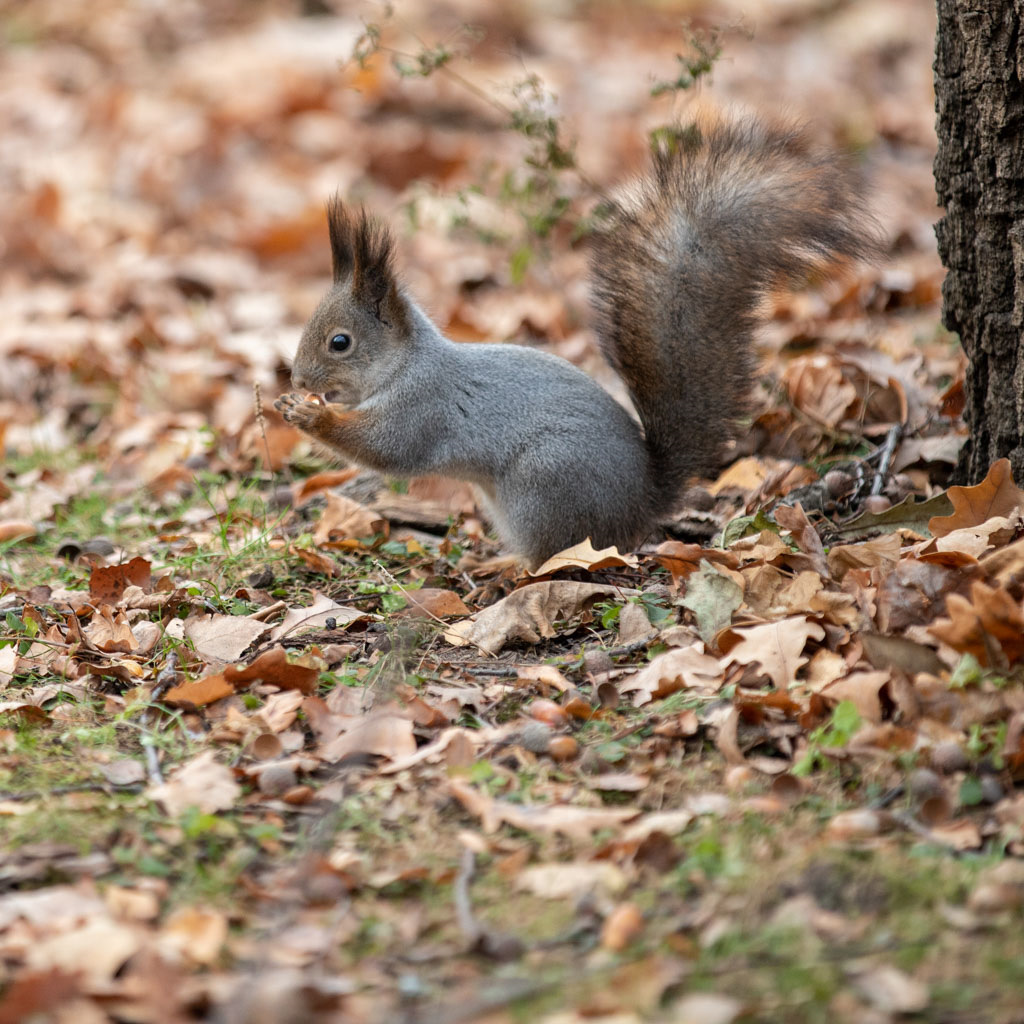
(328, 333), (352, 353)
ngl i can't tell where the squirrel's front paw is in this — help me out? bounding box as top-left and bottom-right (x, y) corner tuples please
(274, 393), (324, 431)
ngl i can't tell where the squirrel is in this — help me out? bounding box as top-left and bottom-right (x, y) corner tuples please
(275, 113), (875, 568)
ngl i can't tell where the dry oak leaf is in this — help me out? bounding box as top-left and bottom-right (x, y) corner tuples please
(826, 534), (903, 581)
(720, 617), (826, 689)
(619, 644), (723, 706)
(820, 669), (892, 724)
(978, 534), (1024, 586)
(928, 458), (1024, 537)
(444, 581), (634, 655)
(449, 778), (639, 840)
(313, 491), (387, 547)
(774, 502), (828, 577)
(924, 515), (1017, 558)
(929, 579), (1024, 666)
(183, 613), (271, 663)
(148, 750), (241, 817)
(528, 538), (639, 576)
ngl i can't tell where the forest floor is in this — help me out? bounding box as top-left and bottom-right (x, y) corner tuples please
(2, 1), (1023, 1022)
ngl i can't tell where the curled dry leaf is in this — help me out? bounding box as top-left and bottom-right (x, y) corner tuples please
(25, 917), (143, 987)
(527, 538), (639, 576)
(444, 581), (633, 655)
(83, 606), (138, 654)
(820, 669), (892, 723)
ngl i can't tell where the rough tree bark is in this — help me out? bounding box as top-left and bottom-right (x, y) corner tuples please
(934, 0), (1024, 484)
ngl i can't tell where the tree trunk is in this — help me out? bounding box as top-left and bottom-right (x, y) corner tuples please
(934, 0), (1024, 484)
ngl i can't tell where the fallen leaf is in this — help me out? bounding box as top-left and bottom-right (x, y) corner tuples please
(517, 862), (627, 900)
(394, 587), (470, 619)
(601, 902), (644, 951)
(159, 906), (228, 966)
(680, 560), (743, 644)
(721, 617), (826, 689)
(928, 458), (1024, 537)
(669, 992), (743, 1024)
(269, 591), (369, 641)
(184, 613), (270, 662)
(851, 964), (929, 1014)
(444, 581), (632, 655)
(148, 750), (241, 816)
(164, 673), (234, 708)
(528, 538), (639, 576)
(619, 644), (722, 706)
(449, 779), (639, 840)
(89, 557), (152, 602)
(313, 492), (387, 546)
(320, 713), (416, 763)
(25, 917), (143, 987)
(224, 646), (323, 694)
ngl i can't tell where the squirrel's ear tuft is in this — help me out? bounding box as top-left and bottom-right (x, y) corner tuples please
(325, 196), (408, 331)
(326, 194), (356, 283)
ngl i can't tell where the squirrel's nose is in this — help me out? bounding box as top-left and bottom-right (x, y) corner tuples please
(291, 366), (308, 391)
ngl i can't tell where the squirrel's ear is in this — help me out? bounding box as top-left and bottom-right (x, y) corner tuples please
(350, 209), (408, 331)
(327, 194), (355, 283)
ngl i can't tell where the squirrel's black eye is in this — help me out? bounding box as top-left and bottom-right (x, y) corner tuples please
(329, 333), (352, 353)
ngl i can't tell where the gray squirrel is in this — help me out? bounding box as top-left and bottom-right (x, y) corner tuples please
(275, 113), (874, 567)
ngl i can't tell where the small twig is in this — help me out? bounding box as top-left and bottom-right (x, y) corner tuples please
(453, 846), (481, 945)
(253, 381), (278, 483)
(142, 740), (163, 786)
(870, 423), (904, 496)
(0, 781), (144, 801)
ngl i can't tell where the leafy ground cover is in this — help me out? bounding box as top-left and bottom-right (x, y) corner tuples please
(2, 1), (1023, 1021)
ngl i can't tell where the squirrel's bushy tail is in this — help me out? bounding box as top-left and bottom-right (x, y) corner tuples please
(589, 113), (877, 519)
